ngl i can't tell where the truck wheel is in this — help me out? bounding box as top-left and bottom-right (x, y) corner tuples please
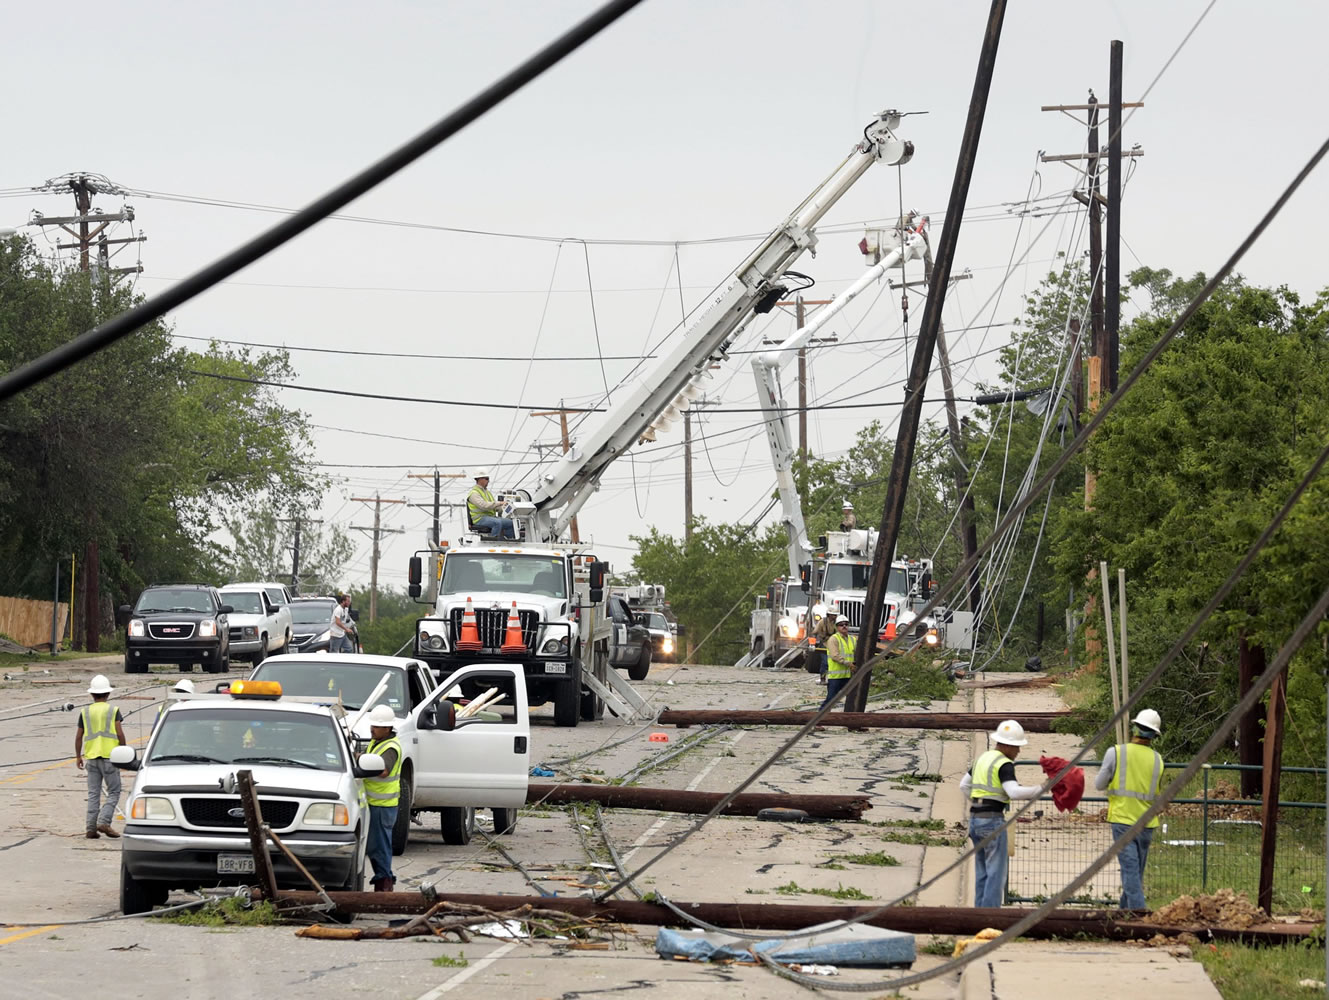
(120, 861), (165, 915)
(276, 631), (290, 656)
(553, 659), (581, 727)
(440, 806), (475, 845)
(627, 647), (651, 682)
(391, 776), (412, 856)
(124, 657), (146, 674)
(580, 684), (604, 721)
(491, 807), (518, 836)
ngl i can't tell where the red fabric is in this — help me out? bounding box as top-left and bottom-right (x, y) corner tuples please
(1039, 755), (1085, 812)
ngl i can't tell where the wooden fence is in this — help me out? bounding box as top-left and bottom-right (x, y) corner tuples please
(0, 596), (70, 648)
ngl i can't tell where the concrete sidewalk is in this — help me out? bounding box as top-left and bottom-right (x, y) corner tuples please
(958, 941), (1222, 999)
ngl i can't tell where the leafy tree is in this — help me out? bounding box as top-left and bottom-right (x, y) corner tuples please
(222, 508), (353, 594)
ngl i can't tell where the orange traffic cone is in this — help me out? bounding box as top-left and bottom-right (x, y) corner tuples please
(456, 597), (483, 651)
(499, 601), (526, 654)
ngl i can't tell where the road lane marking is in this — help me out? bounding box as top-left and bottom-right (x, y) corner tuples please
(413, 940), (518, 997)
(0, 924), (62, 946)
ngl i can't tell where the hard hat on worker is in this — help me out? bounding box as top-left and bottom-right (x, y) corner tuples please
(835, 615), (850, 625)
(472, 469), (491, 481)
(87, 674), (114, 695)
(368, 704), (399, 728)
(173, 678), (195, 694)
(1131, 708), (1162, 738)
(842, 501), (854, 510)
(991, 718), (1027, 747)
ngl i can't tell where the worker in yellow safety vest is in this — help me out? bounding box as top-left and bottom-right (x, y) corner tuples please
(467, 470), (516, 540)
(821, 615), (856, 710)
(959, 719), (1043, 906)
(75, 674), (127, 839)
(362, 704), (403, 892)
(1094, 708), (1164, 910)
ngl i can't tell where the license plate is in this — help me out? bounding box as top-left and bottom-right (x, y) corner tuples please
(544, 662), (566, 674)
(217, 853), (256, 874)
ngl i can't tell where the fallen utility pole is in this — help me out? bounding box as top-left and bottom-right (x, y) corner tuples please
(527, 782), (870, 820)
(236, 769), (279, 901)
(657, 709), (1068, 731)
(268, 890), (1320, 945)
(849, 0), (1007, 712)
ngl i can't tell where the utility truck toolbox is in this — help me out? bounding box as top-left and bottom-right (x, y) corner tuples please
(109, 680), (384, 914)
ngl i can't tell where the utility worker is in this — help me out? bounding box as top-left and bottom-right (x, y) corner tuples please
(1095, 708), (1164, 910)
(467, 470), (516, 540)
(821, 615), (855, 709)
(839, 501), (856, 532)
(155, 678), (195, 729)
(959, 719), (1043, 907)
(330, 594), (357, 653)
(812, 610), (837, 684)
(75, 674), (127, 839)
(362, 704), (403, 892)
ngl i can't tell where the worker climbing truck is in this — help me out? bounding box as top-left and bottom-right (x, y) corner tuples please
(410, 109), (919, 719)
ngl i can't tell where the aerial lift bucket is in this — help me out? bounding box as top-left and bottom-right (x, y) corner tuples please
(499, 601), (526, 654)
(456, 597), (484, 651)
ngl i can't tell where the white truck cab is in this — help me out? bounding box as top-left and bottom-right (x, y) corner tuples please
(249, 653), (530, 849)
(219, 583), (293, 665)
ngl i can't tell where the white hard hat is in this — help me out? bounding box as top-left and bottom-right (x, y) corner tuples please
(87, 674), (114, 695)
(842, 501), (854, 510)
(173, 678), (195, 694)
(1132, 708), (1162, 736)
(472, 469), (491, 480)
(835, 615), (850, 624)
(991, 719), (1028, 747)
(367, 704), (399, 727)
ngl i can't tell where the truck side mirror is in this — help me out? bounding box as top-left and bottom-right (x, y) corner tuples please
(799, 563), (812, 594)
(419, 700), (456, 732)
(408, 556), (422, 599)
(116, 604), (132, 626)
(589, 560), (608, 604)
(219, 604), (234, 615)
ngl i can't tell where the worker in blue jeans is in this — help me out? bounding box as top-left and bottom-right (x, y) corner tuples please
(959, 719), (1043, 906)
(1095, 708), (1164, 910)
(821, 616), (855, 709)
(361, 705), (402, 892)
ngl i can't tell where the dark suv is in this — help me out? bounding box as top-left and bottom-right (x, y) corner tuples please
(119, 585), (234, 674)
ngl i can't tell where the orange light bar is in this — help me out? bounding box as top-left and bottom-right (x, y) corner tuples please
(229, 680), (282, 699)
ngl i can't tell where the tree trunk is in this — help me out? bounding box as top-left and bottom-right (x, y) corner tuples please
(1238, 634), (1265, 798)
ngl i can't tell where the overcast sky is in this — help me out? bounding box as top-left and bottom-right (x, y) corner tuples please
(4, 1), (1326, 595)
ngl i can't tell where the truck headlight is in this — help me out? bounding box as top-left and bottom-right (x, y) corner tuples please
(199, 620), (218, 638)
(778, 618), (798, 638)
(242, 626), (258, 640)
(663, 638), (674, 654)
(128, 619), (145, 637)
(130, 796), (175, 821)
(541, 637), (568, 654)
(925, 630), (939, 646)
(304, 803), (350, 826)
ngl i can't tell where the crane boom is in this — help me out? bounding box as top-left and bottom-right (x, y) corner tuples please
(522, 110), (916, 543)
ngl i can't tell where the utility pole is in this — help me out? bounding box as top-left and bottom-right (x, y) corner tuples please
(769, 298), (834, 460)
(530, 405), (583, 542)
(28, 172), (145, 280)
(276, 516), (323, 594)
(407, 471), (466, 547)
(847, 0), (1007, 714)
(1106, 40), (1124, 393)
(350, 496), (407, 622)
(682, 398), (719, 545)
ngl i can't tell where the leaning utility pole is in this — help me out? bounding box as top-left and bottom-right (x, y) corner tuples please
(351, 496), (407, 622)
(769, 296), (834, 459)
(682, 398), (719, 545)
(847, 0), (1007, 713)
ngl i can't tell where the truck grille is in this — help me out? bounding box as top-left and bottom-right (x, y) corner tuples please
(182, 797), (299, 829)
(448, 607), (539, 652)
(227, 627), (243, 642)
(834, 600), (900, 630)
(148, 622), (196, 640)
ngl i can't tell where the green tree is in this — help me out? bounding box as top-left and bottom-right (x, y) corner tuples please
(222, 508), (353, 594)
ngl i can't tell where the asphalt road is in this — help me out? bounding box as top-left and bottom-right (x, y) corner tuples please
(0, 655), (964, 999)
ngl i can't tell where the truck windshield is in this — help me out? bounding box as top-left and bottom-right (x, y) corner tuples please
(149, 708), (345, 771)
(643, 613), (669, 630)
(822, 563), (910, 595)
(440, 553), (567, 599)
(136, 589), (212, 613)
(223, 591), (264, 614)
(251, 661), (409, 715)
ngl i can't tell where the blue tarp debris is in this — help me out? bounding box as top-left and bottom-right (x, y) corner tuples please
(655, 920), (915, 968)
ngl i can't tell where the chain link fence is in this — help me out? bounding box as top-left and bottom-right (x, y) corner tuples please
(1003, 761), (1326, 912)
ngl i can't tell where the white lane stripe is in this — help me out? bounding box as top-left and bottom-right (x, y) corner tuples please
(413, 941), (519, 998)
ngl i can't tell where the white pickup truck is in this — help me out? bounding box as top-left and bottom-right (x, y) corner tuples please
(248, 653), (530, 852)
(220, 583), (293, 666)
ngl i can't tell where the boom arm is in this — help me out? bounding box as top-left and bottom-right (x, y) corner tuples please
(751, 223), (928, 579)
(523, 111), (915, 544)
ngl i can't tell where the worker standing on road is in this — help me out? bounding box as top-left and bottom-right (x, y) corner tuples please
(1095, 708), (1164, 911)
(812, 610), (837, 684)
(839, 501), (856, 532)
(959, 719), (1043, 907)
(362, 705), (403, 892)
(821, 615), (855, 709)
(467, 470), (517, 540)
(331, 594), (357, 653)
(75, 674), (127, 839)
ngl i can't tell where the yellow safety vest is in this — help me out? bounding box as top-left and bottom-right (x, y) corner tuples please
(1106, 743), (1162, 828)
(81, 701), (120, 759)
(467, 485), (497, 524)
(363, 736), (403, 808)
(826, 632), (856, 680)
(969, 749), (1009, 805)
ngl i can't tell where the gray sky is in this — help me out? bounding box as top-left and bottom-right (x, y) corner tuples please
(4, 1), (1326, 593)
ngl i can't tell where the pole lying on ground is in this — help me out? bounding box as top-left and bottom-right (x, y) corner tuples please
(267, 889), (1318, 944)
(657, 709), (1069, 732)
(527, 783), (871, 820)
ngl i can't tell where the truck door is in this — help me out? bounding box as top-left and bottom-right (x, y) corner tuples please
(411, 664), (530, 808)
